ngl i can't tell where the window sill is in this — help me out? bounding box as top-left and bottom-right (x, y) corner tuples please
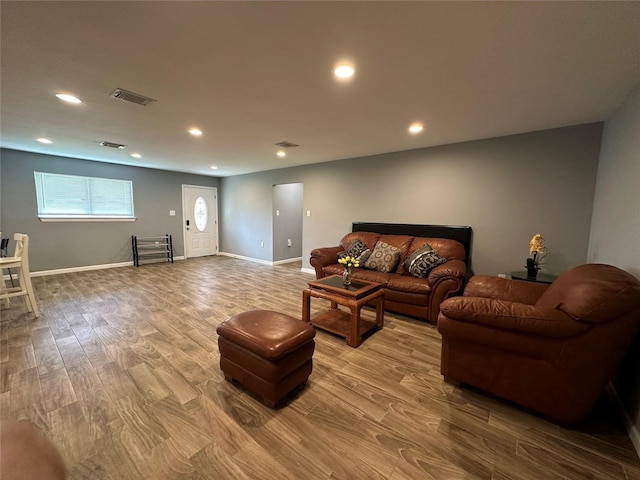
(39, 217), (137, 222)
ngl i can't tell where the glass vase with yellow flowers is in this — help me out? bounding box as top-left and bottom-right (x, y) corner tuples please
(338, 255), (359, 286)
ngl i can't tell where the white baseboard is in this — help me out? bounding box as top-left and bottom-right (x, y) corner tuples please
(9, 254), (309, 279)
(25, 256), (186, 277)
(218, 252), (275, 265)
(218, 252), (310, 271)
(273, 256), (302, 266)
(607, 384), (640, 458)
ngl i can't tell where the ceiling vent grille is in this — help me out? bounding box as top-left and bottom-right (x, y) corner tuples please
(100, 141), (127, 149)
(274, 141), (299, 148)
(110, 88), (156, 106)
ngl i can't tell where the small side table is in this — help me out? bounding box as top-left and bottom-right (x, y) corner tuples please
(509, 270), (558, 284)
(302, 275), (384, 348)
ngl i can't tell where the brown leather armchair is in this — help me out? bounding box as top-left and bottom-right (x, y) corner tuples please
(437, 264), (640, 425)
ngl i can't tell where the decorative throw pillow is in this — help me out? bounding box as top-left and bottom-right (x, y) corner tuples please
(338, 239), (368, 261)
(404, 243), (433, 271)
(356, 248), (372, 264)
(364, 241), (402, 273)
(407, 250), (446, 278)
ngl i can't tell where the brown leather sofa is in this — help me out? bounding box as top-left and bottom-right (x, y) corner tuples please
(437, 263), (640, 425)
(310, 231), (467, 323)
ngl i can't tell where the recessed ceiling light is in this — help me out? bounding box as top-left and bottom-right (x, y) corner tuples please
(55, 93), (82, 104)
(131, 153), (142, 159)
(210, 165), (218, 170)
(188, 128), (203, 136)
(409, 123), (424, 134)
(334, 65), (355, 79)
(36, 137), (52, 144)
(277, 151), (286, 158)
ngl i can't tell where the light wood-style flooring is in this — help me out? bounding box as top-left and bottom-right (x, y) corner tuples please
(1, 255), (639, 479)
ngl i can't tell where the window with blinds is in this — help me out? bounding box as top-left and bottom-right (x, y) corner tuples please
(34, 171), (135, 221)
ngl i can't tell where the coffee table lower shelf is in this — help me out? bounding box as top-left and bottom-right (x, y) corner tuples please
(309, 308), (379, 341)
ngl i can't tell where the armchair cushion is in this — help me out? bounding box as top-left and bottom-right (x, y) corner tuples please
(439, 297), (590, 338)
(463, 275), (549, 305)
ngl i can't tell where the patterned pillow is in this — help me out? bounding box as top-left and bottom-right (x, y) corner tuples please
(408, 250), (446, 278)
(364, 241), (402, 273)
(404, 243), (433, 271)
(338, 239), (368, 261)
(357, 249), (372, 264)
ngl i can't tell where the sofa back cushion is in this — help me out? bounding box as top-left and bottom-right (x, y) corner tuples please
(340, 232), (380, 251)
(535, 264), (640, 323)
(397, 237), (466, 275)
(370, 235), (412, 274)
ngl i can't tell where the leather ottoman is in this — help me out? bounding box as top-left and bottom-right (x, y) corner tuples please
(216, 310), (316, 408)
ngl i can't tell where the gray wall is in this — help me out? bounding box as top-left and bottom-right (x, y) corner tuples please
(0, 149), (219, 271)
(221, 123), (603, 276)
(272, 182), (303, 262)
(588, 83), (640, 447)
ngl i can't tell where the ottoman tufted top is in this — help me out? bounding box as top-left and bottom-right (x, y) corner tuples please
(217, 310), (316, 360)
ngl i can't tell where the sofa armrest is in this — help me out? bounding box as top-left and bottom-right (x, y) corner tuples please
(463, 275), (548, 305)
(438, 297), (590, 338)
(428, 259), (466, 285)
(310, 246), (344, 279)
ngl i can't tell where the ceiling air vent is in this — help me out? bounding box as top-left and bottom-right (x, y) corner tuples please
(100, 141), (127, 149)
(274, 141), (299, 148)
(110, 88), (156, 106)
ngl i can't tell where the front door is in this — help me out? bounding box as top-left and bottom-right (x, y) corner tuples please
(182, 185), (218, 258)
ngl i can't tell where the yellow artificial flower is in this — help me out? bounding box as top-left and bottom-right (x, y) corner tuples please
(528, 234), (545, 255)
(338, 255), (359, 268)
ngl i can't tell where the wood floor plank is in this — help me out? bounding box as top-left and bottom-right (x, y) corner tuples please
(9, 366), (43, 412)
(1, 256), (638, 479)
(40, 366), (77, 412)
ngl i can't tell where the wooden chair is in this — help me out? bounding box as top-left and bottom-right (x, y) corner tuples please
(0, 233), (39, 317)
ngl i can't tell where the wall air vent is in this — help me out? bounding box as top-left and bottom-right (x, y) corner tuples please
(274, 141), (299, 148)
(110, 88), (156, 106)
(100, 141), (127, 149)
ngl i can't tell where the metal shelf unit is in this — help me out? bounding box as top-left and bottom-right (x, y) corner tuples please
(132, 234), (174, 267)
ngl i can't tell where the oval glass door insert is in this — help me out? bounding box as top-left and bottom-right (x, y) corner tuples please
(194, 196), (208, 231)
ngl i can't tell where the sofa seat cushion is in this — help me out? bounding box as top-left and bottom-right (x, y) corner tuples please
(350, 269), (392, 285)
(387, 275), (432, 294)
(322, 264), (391, 286)
(385, 289), (430, 307)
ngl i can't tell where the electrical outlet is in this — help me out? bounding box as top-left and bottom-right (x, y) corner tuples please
(287, 239), (292, 247)
(498, 273), (508, 279)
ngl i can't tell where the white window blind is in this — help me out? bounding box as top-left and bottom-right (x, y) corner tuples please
(34, 171), (135, 220)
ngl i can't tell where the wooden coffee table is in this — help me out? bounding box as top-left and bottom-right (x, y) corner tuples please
(302, 275), (384, 347)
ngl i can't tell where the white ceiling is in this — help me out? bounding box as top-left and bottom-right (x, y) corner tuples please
(1, 1), (639, 177)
